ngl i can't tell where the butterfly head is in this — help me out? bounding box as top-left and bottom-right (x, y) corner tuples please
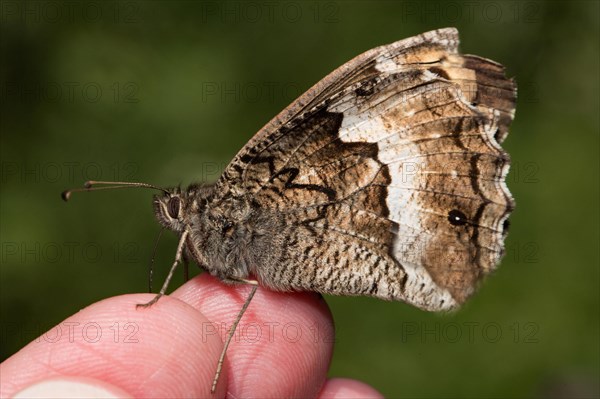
(153, 184), (215, 234)
(153, 187), (188, 233)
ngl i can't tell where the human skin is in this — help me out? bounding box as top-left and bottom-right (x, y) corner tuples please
(1, 273), (383, 398)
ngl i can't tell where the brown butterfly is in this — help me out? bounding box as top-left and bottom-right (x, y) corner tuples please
(64, 27), (516, 392)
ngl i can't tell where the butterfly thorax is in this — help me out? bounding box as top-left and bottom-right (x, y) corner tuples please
(154, 184), (283, 283)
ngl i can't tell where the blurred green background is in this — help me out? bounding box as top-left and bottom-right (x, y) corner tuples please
(1, 1), (598, 397)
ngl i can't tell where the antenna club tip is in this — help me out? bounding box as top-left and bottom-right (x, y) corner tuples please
(61, 190), (71, 201)
(84, 181), (93, 188)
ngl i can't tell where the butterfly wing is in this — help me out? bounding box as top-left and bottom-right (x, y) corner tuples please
(214, 28), (516, 311)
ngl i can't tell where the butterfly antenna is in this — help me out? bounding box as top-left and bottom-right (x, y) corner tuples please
(61, 180), (170, 201)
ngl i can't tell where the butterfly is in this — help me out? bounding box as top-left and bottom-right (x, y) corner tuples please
(64, 27), (516, 392)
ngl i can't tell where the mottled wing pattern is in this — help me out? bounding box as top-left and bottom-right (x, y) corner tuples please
(215, 28), (516, 311)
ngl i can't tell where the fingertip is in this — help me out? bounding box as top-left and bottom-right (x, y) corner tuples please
(173, 274), (335, 397)
(319, 378), (385, 399)
(13, 377), (130, 398)
(1, 294), (227, 398)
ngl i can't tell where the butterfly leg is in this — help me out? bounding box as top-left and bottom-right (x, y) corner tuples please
(137, 229), (189, 308)
(224, 277), (259, 285)
(147, 227), (166, 293)
(211, 280), (258, 393)
(182, 254), (190, 283)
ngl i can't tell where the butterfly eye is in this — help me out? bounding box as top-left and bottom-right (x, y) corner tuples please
(167, 197), (181, 219)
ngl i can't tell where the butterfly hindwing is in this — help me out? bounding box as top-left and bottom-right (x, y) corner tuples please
(213, 28), (516, 311)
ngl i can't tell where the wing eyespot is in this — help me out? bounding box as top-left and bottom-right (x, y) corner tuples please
(448, 209), (468, 226)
